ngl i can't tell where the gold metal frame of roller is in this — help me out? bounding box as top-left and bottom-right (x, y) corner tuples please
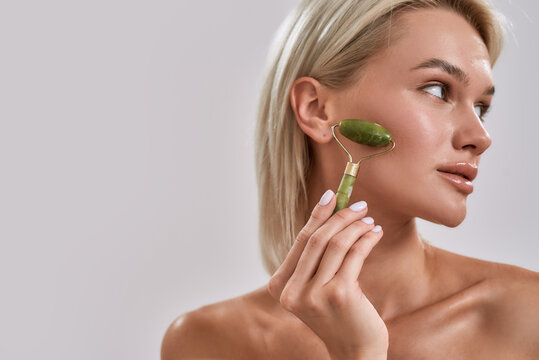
(331, 123), (396, 177)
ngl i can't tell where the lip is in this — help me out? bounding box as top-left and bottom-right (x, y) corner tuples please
(436, 162), (478, 195)
(437, 171), (474, 194)
(437, 162), (478, 182)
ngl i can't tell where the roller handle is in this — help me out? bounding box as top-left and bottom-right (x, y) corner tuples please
(333, 173), (357, 214)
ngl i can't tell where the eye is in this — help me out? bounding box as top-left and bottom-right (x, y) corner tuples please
(422, 83), (448, 101)
(474, 104), (491, 122)
(421, 82), (491, 122)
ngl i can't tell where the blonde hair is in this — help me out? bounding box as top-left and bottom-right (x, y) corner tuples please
(255, 0), (507, 275)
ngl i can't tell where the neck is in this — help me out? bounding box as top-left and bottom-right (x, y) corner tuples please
(307, 160), (436, 323)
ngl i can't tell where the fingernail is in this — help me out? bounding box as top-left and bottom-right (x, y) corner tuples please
(361, 217), (374, 224)
(372, 225), (382, 232)
(319, 189), (334, 206)
(349, 201), (367, 211)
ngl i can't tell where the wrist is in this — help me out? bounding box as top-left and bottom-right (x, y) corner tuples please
(360, 353), (387, 360)
(358, 349), (388, 360)
(329, 351), (387, 360)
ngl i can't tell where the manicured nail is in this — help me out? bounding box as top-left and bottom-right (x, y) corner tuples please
(319, 189), (334, 206)
(361, 217), (374, 224)
(372, 225), (382, 232)
(349, 201), (367, 211)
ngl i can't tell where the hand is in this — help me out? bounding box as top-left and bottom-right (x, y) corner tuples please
(267, 190), (388, 360)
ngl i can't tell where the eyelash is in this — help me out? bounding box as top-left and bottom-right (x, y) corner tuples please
(421, 81), (491, 122)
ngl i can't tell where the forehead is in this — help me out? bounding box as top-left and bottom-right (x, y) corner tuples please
(369, 8), (493, 82)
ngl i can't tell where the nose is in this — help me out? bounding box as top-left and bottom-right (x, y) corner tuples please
(452, 108), (492, 156)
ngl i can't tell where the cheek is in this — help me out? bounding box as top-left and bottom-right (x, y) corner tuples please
(394, 113), (443, 163)
(344, 85), (466, 223)
(382, 95), (446, 165)
(353, 87), (442, 147)
(357, 101), (453, 203)
(345, 88), (449, 178)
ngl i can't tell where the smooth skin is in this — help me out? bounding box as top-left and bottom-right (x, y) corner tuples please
(162, 8), (539, 360)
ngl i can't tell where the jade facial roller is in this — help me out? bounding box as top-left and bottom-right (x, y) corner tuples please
(331, 119), (396, 213)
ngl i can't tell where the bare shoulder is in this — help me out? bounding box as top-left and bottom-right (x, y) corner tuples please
(434, 245), (539, 296)
(485, 262), (539, 358)
(160, 287), (272, 360)
(160, 305), (230, 360)
(434, 247), (539, 357)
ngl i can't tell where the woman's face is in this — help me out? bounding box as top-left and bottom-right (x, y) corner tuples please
(330, 8), (494, 226)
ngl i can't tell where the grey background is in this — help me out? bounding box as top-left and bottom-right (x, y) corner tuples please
(0, 1), (537, 359)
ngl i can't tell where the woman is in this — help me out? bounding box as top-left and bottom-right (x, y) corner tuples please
(162, 0), (539, 359)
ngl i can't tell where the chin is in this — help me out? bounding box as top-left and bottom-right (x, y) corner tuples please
(423, 201), (467, 227)
(442, 213), (466, 228)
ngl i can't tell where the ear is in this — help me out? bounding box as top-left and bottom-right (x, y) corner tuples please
(289, 76), (334, 144)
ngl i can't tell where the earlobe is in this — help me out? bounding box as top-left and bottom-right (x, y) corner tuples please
(289, 76), (333, 144)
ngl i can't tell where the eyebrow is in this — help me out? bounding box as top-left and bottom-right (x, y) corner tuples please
(411, 58), (495, 96)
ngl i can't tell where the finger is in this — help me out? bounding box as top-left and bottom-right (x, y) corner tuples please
(286, 201), (368, 287)
(311, 217), (375, 285)
(337, 225), (383, 282)
(267, 189), (336, 299)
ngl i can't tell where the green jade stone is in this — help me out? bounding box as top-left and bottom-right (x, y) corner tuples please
(334, 173), (357, 213)
(339, 119), (391, 147)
